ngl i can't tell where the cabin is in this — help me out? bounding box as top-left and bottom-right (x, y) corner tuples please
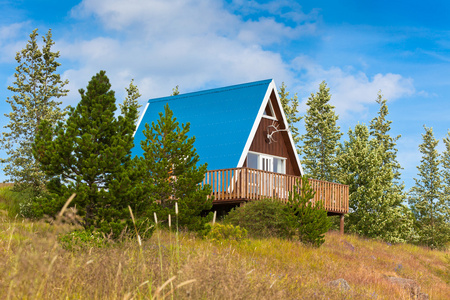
(132, 79), (349, 233)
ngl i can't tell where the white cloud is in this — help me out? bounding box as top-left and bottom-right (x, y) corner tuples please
(58, 0), (415, 119)
(0, 22), (30, 63)
(292, 56), (415, 116)
(59, 0), (314, 106)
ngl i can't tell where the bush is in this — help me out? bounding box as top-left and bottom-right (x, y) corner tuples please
(224, 198), (294, 239)
(206, 223), (247, 242)
(58, 230), (109, 251)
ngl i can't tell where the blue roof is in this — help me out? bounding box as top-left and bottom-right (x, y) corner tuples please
(132, 79), (272, 170)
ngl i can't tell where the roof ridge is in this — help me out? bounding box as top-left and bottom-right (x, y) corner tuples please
(149, 79), (272, 103)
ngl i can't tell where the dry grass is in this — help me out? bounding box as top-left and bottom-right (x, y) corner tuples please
(1, 213), (449, 300)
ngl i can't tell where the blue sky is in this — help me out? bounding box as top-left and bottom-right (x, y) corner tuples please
(1, 0), (449, 191)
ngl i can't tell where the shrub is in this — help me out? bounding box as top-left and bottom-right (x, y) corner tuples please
(224, 198), (294, 239)
(287, 176), (332, 247)
(58, 230), (108, 251)
(206, 223), (247, 242)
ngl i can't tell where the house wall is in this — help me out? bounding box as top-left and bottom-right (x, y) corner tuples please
(247, 91), (301, 176)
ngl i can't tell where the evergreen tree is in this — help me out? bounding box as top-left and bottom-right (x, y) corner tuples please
(120, 79), (142, 122)
(367, 92), (413, 242)
(278, 82), (302, 149)
(369, 92), (403, 184)
(338, 124), (414, 242)
(1, 29), (68, 192)
(140, 104), (212, 231)
(301, 81), (342, 182)
(409, 126), (449, 249)
(34, 71), (145, 237)
(441, 130), (450, 223)
(287, 176), (331, 247)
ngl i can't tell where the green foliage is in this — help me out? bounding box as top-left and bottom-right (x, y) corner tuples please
(441, 130), (450, 224)
(409, 126), (450, 249)
(119, 79), (142, 122)
(172, 85), (180, 96)
(1, 29), (68, 192)
(139, 104), (212, 232)
(206, 223), (247, 242)
(338, 123), (414, 243)
(287, 176), (331, 247)
(369, 93), (403, 184)
(0, 186), (26, 218)
(58, 230), (108, 251)
(34, 71), (147, 238)
(278, 82), (302, 150)
(301, 81), (342, 182)
(224, 198), (294, 239)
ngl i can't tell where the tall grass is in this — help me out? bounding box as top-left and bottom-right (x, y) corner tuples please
(1, 212), (449, 299)
(1, 188), (449, 299)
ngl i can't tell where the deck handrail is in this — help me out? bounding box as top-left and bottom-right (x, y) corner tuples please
(201, 167), (349, 214)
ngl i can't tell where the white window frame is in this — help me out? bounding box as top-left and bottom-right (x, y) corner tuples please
(247, 151), (286, 174)
(262, 100), (277, 120)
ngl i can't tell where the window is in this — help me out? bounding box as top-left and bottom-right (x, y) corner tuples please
(262, 100), (276, 120)
(247, 152), (286, 174)
(247, 152), (258, 169)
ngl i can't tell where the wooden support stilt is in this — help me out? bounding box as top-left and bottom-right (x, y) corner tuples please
(340, 214), (345, 235)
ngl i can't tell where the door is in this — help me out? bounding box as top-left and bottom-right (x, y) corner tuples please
(260, 155), (273, 196)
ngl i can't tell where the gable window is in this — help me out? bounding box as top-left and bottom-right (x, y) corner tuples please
(247, 151), (286, 174)
(262, 100), (277, 120)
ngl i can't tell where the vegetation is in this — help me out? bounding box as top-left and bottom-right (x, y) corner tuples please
(33, 71), (144, 237)
(225, 177), (330, 247)
(1, 202), (449, 299)
(278, 82), (301, 149)
(338, 97), (415, 243)
(206, 223), (247, 242)
(224, 198), (294, 239)
(139, 104), (212, 232)
(409, 126), (450, 249)
(301, 81), (342, 182)
(287, 176), (332, 247)
(441, 130), (450, 224)
(0, 29), (68, 193)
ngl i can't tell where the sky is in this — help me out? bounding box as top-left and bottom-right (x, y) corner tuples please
(1, 0), (450, 191)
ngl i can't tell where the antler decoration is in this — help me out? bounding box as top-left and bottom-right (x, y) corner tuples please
(267, 120), (288, 144)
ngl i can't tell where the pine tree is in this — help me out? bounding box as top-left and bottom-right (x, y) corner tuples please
(287, 176), (331, 247)
(1, 29), (68, 192)
(120, 79), (142, 122)
(140, 104), (212, 231)
(301, 81), (342, 182)
(441, 130), (450, 224)
(278, 82), (302, 149)
(369, 92), (403, 184)
(34, 71), (144, 237)
(367, 92), (413, 242)
(409, 126), (449, 249)
(338, 124), (414, 242)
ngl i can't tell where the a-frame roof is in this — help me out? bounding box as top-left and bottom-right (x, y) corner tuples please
(132, 79), (303, 175)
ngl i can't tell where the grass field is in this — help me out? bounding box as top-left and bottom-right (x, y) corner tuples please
(0, 187), (449, 299)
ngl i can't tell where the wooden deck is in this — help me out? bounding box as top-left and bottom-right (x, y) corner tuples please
(202, 167), (349, 214)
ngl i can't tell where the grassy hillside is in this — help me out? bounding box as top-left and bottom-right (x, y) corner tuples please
(0, 188), (449, 299)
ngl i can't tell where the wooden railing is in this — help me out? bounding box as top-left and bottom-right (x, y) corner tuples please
(201, 167), (349, 214)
